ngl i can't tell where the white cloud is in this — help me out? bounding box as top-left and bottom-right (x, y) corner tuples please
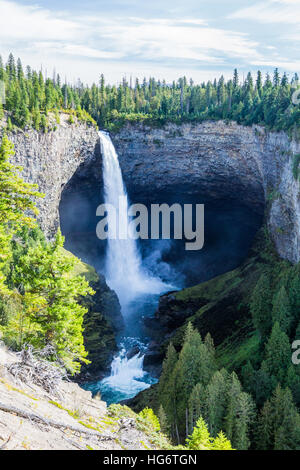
(88, 17), (261, 63)
(33, 42), (124, 60)
(272, 0), (300, 4)
(0, 1), (261, 65)
(0, 0), (79, 40)
(229, 0), (300, 24)
(250, 58), (300, 71)
(0, 1), (124, 65)
(1, 0), (297, 83)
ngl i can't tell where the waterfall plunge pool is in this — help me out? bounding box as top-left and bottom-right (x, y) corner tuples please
(83, 292), (165, 404)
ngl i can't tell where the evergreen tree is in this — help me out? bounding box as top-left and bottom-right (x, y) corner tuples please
(211, 431), (233, 450)
(256, 70), (263, 95)
(205, 369), (228, 437)
(158, 342), (178, 439)
(256, 386), (300, 450)
(224, 372), (255, 450)
(0, 136), (43, 292)
(188, 382), (206, 434)
(7, 53), (16, 81)
(289, 266), (300, 321)
(186, 417), (212, 450)
(233, 390), (255, 450)
(244, 367), (276, 407)
(272, 285), (292, 333)
(5, 230), (94, 373)
(233, 69), (239, 88)
(204, 332), (215, 356)
(186, 417), (233, 450)
(261, 322), (291, 383)
(273, 68), (280, 87)
(158, 405), (170, 435)
(175, 323), (216, 438)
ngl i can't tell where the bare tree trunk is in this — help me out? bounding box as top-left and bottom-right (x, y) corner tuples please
(175, 423), (180, 445)
(0, 401), (113, 441)
(185, 408), (189, 438)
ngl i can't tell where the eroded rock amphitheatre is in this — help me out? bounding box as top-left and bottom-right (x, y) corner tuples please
(7, 119), (300, 265)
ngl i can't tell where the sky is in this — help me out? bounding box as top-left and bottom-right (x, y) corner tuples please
(0, 0), (299, 85)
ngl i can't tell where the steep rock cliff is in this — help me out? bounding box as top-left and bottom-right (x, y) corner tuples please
(71, 256), (122, 380)
(4, 115), (100, 238)
(4, 119), (300, 265)
(112, 121), (300, 264)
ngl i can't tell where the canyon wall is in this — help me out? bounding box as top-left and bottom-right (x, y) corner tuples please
(112, 121), (300, 264)
(4, 116), (100, 238)
(3, 118), (300, 264)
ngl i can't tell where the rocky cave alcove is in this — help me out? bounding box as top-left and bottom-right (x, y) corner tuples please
(59, 134), (265, 290)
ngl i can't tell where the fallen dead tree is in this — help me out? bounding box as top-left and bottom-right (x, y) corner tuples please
(8, 344), (68, 397)
(0, 401), (114, 441)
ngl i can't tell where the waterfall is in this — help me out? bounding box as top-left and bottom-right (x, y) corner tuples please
(99, 130), (164, 306)
(97, 131), (168, 402)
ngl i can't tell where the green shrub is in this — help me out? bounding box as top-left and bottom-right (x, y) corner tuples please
(186, 417), (233, 450)
(138, 407), (160, 431)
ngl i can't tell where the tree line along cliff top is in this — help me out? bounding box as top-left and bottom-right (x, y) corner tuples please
(0, 53), (299, 136)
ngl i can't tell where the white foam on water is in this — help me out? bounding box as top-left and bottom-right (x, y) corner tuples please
(100, 349), (151, 399)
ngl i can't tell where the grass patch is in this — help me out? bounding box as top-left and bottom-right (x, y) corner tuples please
(216, 328), (261, 371)
(0, 378), (38, 401)
(62, 248), (99, 284)
(48, 400), (81, 420)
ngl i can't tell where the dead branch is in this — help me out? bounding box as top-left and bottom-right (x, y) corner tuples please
(60, 432), (89, 450)
(0, 433), (13, 450)
(0, 401), (114, 441)
(8, 344), (68, 397)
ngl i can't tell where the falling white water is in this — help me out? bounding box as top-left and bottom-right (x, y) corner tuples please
(100, 347), (151, 401)
(98, 131), (169, 401)
(99, 130), (165, 306)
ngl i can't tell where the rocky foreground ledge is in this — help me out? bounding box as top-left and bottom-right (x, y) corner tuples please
(0, 342), (168, 450)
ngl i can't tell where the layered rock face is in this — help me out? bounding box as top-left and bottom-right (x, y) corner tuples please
(6, 116), (100, 238)
(5, 119), (300, 265)
(112, 121), (300, 264)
